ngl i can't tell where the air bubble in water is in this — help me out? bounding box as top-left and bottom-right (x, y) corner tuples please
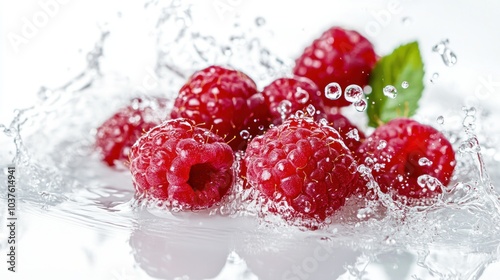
(344, 84), (363, 102)
(383, 85), (398, 99)
(239, 130), (250, 140)
(325, 82), (342, 100)
(353, 99), (367, 112)
(418, 157), (433, 166)
(295, 87), (310, 104)
(401, 81), (409, 89)
(402, 17), (412, 26)
(437, 116), (444, 124)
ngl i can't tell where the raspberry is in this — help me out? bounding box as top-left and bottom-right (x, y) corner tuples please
(244, 116), (358, 226)
(326, 113), (366, 154)
(95, 97), (168, 167)
(171, 65), (272, 151)
(293, 27), (377, 108)
(356, 118), (456, 202)
(261, 76), (324, 124)
(129, 118), (234, 210)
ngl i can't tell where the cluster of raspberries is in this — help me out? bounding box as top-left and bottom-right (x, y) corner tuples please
(95, 27), (455, 228)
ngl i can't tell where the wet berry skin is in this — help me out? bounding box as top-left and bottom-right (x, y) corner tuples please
(244, 116), (358, 227)
(293, 27), (377, 108)
(95, 97), (168, 167)
(129, 118), (234, 210)
(326, 113), (366, 155)
(171, 65), (272, 151)
(261, 76), (325, 124)
(356, 118), (456, 203)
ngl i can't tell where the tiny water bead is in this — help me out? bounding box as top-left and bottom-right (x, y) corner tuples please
(363, 85), (372, 95)
(255, 17), (266, 27)
(344, 84), (364, 102)
(353, 98), (368, 112)
(377, 140), (387, 150)
(346, 129), (360, 141)
(294, 87), (310, 104)
(430, 72), (439, 83)
(383, 85), (398, 99)
(239, 129), (251, 140)
(277, 100), (292, 116)
(418, 157), (433, 166)
(432, 39), (457, 67)
(324, 82), (342, 100)
(305, 104), (316, 116)
(401, 81), (409, 89)
(437, 116), (445, 124)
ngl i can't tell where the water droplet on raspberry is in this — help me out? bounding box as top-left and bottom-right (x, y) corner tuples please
(306, 104), (316, 116)
(377, 140), (387, 150)
(324, 82), (342, 100)
(344, 84), (364, 102)
(383, 85), (398, 99)
(401, 81), (409, 89)
(437, 116), (445, 124)
(353, 98), (367, 112)
(258, 124), (265, 131)
(295, 87), (310, 104)
(295, 110), (305, 118)
(277, 100), (292, 116)
(346, 129), (360, 141)
(240, 129), (251, 140)
(418, 157), (433, 166)
(319, 118), (329, 127)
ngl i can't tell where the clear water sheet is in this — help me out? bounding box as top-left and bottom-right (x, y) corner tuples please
(1, 1), (500, 279)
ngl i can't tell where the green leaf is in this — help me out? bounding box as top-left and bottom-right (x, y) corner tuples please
(366, 41), (425, 127)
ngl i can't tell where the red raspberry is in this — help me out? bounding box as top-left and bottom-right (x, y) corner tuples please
(129, 118), (234, 210)
(293, 27), (377, 108)
(244, 116), (358, 227)
(171, 66), (272, 151)
(356, 118), (456, 203)
(261, 76), (324, 124)
(95, 97), (168, 167)
(326, 113), (366, 154)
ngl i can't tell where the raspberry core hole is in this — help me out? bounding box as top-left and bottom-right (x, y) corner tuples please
(188, 163), (217, 191)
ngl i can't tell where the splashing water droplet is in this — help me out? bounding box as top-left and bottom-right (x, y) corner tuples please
(417, 175), (442, 191)
(346, 129), (360, 141)
(294, 87), (309, 104)
(430, 73), (439, 83)
(377, 140), (387, 150)
(255, 17), (266, 27)
(344, 84), (364, 102)
(306, 104), (316, 116)
(319, 118), (329, 127)
(383, 85), (398, 99)
(402, 17), (412, 26)
(433, 39), (457, 66)
(363, 85), (372, 95)
(401, 81), (409, 89)
(325, 82), (342, 100)
(437, 116), (445, 124)
(239, 130), (250, 140)
(353, 98), (368, 112)
(277, 100), (292, 116)
(418, 157), (433, 166)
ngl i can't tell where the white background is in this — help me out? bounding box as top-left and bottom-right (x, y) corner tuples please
(2, 0), (500, 279)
